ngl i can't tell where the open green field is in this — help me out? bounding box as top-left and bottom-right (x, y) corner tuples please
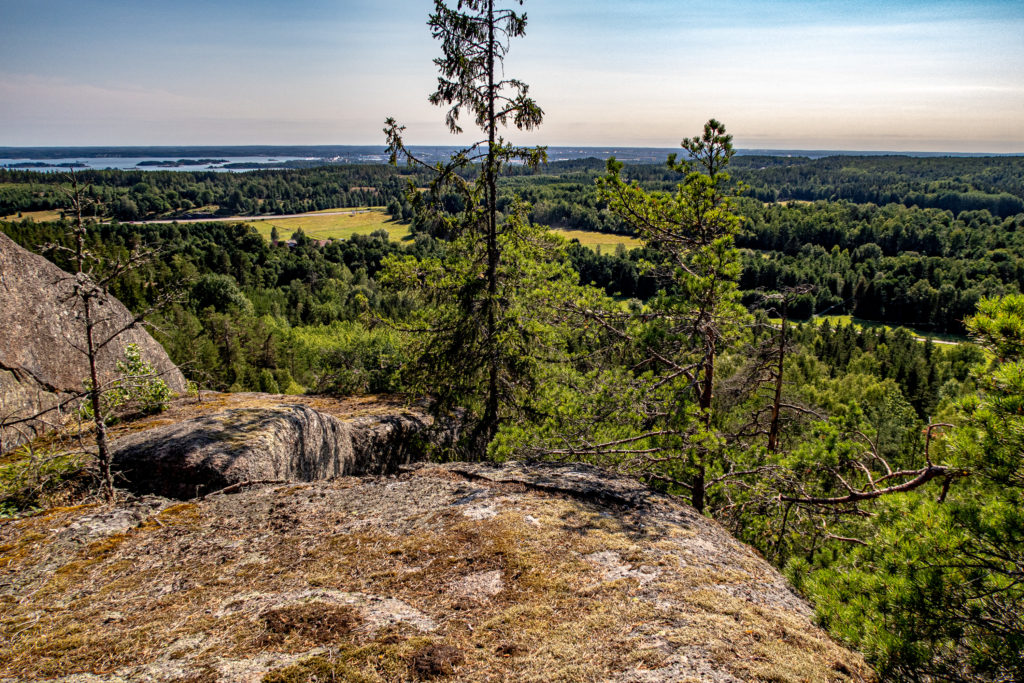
(248, 209), (410, 242)
(0, 201), (643, 255)
(778, 314), (967, 345)
(245, 208), (640, 252)
(552, 228), (641, 252)
(308, 205), (384, 214)
(1, 209), (64, 222)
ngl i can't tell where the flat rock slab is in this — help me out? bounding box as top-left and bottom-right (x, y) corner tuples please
(111, 393), (434, 498)
(0, 462), (874, 682)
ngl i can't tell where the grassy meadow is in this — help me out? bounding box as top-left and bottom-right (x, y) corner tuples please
(780, 314), (967, 344)
(248, 208), (411, 242)
(244, 206), (640, 253)
(552, 228), (641, 252)
(1, 209), (65, 222)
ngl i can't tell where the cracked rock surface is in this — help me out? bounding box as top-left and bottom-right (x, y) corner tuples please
(110, 393), (438, 498)
(0, 231), (186, 453)
(0, 461), (872, 682)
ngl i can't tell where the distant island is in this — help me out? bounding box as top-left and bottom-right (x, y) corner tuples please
(220, 160), (334, 170)
(135, 158), (228, 167)
(3, 161), (88, 169)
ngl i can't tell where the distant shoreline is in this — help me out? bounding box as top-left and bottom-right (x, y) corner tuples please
(2, 145), (1021, 164)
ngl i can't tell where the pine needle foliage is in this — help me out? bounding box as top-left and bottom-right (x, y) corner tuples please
(380, 1), (582, 458)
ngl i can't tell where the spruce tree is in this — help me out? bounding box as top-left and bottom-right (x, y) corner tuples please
(381, 0), (559, 458)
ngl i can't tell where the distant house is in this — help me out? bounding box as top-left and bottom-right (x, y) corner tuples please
(285, 240), (297, 248)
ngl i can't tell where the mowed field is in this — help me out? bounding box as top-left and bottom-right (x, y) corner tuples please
(552, 228), (641, 252)
(246, 207), (640, 252)
(774, 314), (966, 345)
(1, 209), (64, 221)
(247, 208), (411, 242)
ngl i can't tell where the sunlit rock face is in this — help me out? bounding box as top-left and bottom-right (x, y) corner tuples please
(0, 459), (874, 682)
(0, 231), (186, 452)
(110, 393), (437, 498)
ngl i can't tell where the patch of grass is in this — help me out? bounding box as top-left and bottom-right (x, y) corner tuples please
(0, 209), (64, 222)
(763, 199), (814, 206)
(779, 314), (968, 344)
(407, 642), (463, 679)
(249, 209), (409, 242)
(263, 655), (374, 683)
(0, 445), (89, 516)
(311, 205), (385, 214)
(262, 636), (462, 683)
(552, 228), (640, 253)
(259, 602), (361, 647)
(153, 503), (201, 527)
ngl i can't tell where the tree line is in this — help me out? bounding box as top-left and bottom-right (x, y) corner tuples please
(0, 165), (436, 220)
(566, 199), (1024, 333)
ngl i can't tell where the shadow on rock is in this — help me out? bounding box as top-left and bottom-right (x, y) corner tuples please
(112, 397), (439, 499)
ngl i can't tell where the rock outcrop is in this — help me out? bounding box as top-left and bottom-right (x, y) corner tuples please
(0, 231), (186, 452)
(0, 461), (874, 682)
(110, 393), (438, 498)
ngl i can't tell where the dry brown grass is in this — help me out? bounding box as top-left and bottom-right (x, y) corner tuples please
(0, 464), (873, 682)
(259, 602), (361, 647)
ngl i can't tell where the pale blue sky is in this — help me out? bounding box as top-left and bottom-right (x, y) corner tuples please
(1, 0), (1022, 151)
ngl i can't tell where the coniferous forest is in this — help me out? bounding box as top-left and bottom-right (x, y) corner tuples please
(2, 2), (1023, 681)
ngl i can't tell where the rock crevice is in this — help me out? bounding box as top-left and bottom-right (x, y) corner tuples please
(111, 393), (438, 498)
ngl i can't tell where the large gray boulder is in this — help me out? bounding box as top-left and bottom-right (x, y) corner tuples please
(0, 231), (186, 451)
(111, 393), (437, 498)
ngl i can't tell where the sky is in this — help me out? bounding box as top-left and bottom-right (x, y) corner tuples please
(1, 0), (1022, 152)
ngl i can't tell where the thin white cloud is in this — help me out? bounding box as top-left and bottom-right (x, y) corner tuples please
(1, 1), (1022, 150)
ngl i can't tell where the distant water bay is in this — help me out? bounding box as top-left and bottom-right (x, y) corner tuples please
(0, 156), (320, 173)
(0, 145), (1009, 174)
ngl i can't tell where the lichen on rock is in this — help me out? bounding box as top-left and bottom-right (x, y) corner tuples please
(0, 231), (186, 453)
(109, 393), (439, 498)
(0, 461), (874, 682)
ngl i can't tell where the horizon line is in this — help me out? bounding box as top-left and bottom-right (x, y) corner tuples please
(1, 144), (1022, 158)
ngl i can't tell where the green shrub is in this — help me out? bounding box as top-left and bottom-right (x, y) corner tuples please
(80, 343), (173, 421)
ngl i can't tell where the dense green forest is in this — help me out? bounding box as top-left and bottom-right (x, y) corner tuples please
(0, 218), (423, 395)
(558, 196), (1024, 334)
(6, 159), (1024, 335)
(0, 165), (434, 219)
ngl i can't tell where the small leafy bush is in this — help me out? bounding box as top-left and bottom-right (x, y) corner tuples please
(81, 343), (172, 421)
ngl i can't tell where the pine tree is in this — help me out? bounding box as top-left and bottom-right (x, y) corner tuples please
(573, 120), (751, 512)
(789, 295), (1024, 679)
(47, 173), (177, 501)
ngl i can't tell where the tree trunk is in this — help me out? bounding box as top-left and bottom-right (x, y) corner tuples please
(692, 464), (706, 513)
(85, 296), (114, 502)
(480, 0), (500, 458)
(767, 308), (788, 453)
(694, 340), (715, 513)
